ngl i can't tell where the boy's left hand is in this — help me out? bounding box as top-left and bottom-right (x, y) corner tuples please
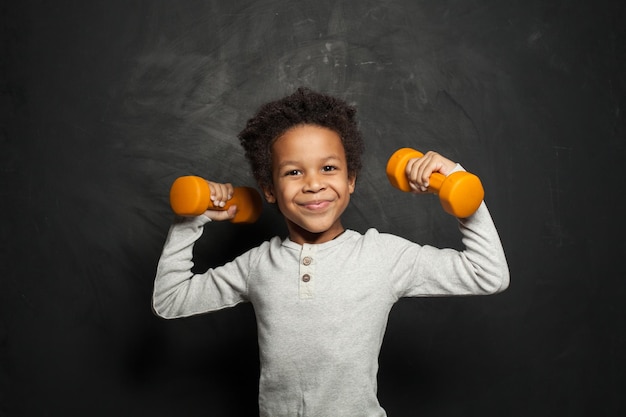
(405, 151), (457, 193)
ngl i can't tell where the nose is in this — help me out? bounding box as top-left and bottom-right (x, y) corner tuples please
(303, 171), (325, 193)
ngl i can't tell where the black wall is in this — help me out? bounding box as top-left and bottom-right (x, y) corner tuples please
(2, 1), (624, 416)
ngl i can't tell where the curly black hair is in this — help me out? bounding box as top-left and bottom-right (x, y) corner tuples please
(238, 87), (364, 191)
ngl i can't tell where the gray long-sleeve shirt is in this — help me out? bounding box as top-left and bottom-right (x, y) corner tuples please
(153, 202), (509, 416)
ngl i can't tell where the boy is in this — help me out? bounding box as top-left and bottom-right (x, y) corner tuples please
(153, 87), (509, 416)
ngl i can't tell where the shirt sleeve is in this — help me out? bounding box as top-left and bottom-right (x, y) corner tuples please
(152, 216), (253, 319)
(384, 201), (510, 298)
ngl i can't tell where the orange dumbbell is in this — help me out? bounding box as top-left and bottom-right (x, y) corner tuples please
(169, 176), (262, 223)
(386, 148), (484, 218)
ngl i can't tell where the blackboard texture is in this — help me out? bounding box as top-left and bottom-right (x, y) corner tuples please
(2, 0), (625, 416)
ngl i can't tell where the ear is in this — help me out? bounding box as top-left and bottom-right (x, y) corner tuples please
(348, 173), (356, 194)
(262, 185), (276, 203)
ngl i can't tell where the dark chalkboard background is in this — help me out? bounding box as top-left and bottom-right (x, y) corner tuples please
(2, 1), (625, 416)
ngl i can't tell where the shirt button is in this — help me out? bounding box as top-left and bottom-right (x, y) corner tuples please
(302, 256), (312, 266)
(302, 274), (311, 283)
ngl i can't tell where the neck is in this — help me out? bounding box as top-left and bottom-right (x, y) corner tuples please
(287, 223), (346, 245)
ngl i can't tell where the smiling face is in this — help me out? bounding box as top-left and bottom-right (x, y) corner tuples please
(263, 124), (356, 245)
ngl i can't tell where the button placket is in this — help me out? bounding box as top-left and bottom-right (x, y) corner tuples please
(299, 245), (316, 299)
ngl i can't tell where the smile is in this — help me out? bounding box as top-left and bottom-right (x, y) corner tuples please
(300, 200), (331, 210)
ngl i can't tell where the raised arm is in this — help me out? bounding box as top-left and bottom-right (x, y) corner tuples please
(385, 150), (509, 296)
(152, 215), (251, 318)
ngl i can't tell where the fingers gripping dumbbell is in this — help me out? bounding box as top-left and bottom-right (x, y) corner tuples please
(169, 176), (262, 223)
(386, 148), (484, 218)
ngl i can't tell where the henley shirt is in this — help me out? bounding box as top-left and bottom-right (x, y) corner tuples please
(153, 201), (509, 416)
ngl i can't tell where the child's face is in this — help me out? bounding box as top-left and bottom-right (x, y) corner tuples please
(263, 124), (356, 245)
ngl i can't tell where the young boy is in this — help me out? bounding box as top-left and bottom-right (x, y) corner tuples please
(153, 87), (509, 416)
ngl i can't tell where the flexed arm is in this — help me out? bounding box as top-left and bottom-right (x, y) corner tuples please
(384, 149), (509, 296)
(153, 180), (252, 318)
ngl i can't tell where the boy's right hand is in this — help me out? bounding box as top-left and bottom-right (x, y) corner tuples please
(203, 181), (238, 221)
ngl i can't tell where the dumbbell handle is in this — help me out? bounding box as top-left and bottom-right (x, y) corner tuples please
(169, 176), (262, 224)
(386, 148), (484, 218)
